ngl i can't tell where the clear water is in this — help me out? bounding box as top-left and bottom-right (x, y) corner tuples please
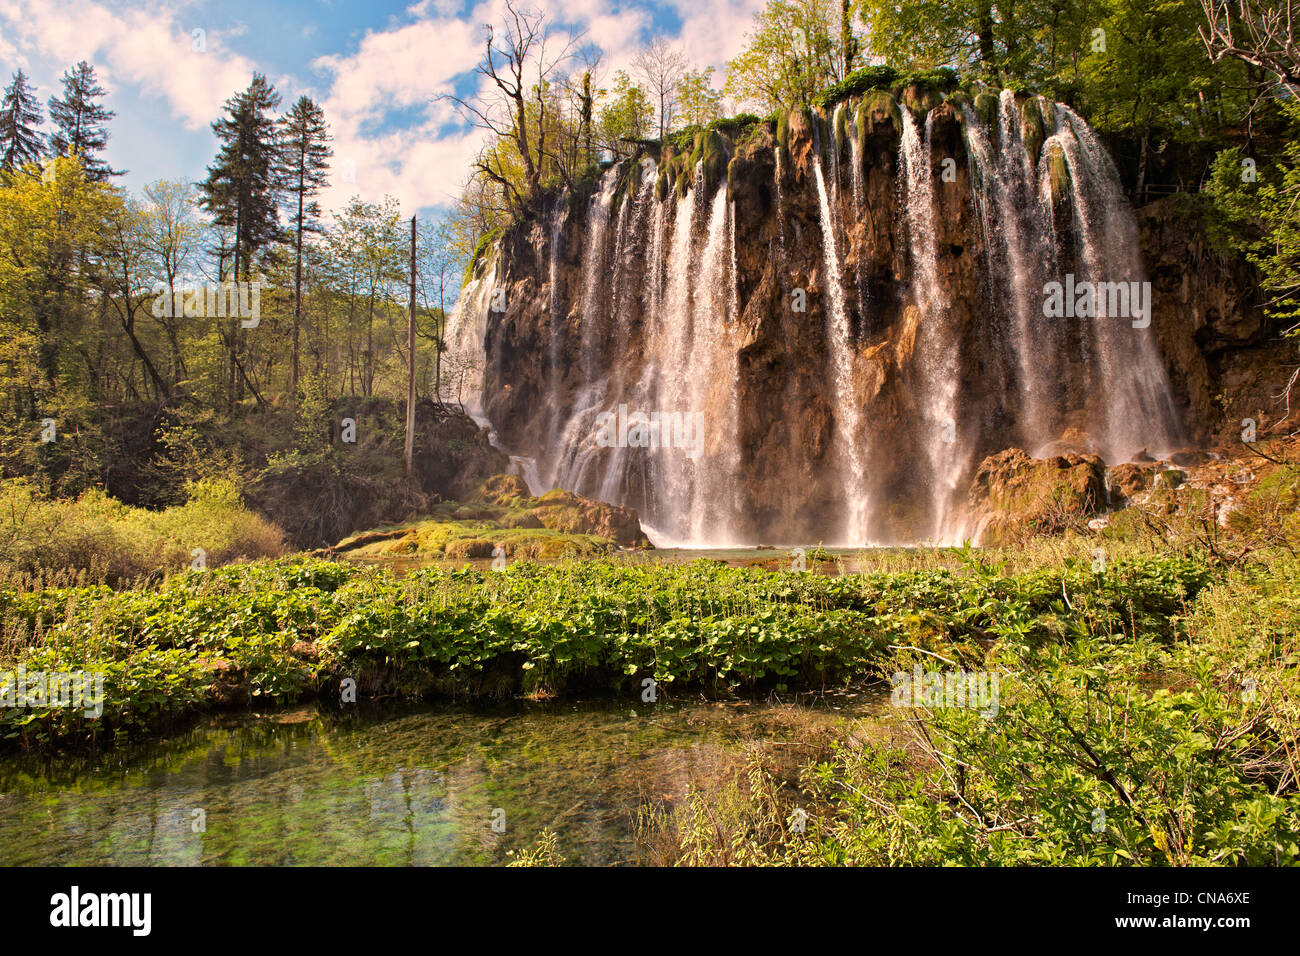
(0, 694), (882, 866)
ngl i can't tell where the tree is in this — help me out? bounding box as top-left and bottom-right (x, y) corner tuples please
(1202, 0), (1300, 336)
(99, 195), (171, 400)
(199, 73), (284, 404)
(444, 0), (582, 212)
(598, 71), (654, 151)
(725, 0), (856, 111)
(633, 38), (687, 140)
(1201, 0), (1300, 95)
(137, 180), (203, 387)
(48, 61), (120, 182)
(0, 70), (45, 172)
(278, 95), (332, 399)
(200, 73), (283, 282)
(329, 197), (405, 397)
(676, 68), (725, 129)
(0, 155), (117, 394)
(415, 219), (461, 402)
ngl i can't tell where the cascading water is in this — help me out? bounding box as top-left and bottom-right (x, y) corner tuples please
(441, 246), (499, 422)
(812, 120), (870, 545)
(900, 110), (967, 541)
(1049, 105), (1183, 460)
(464, 89), (1184, 548)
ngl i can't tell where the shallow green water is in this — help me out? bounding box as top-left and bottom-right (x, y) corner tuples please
(0, 693), (881, 866)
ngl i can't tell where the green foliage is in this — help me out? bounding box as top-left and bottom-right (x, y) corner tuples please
(0, 477), (285, 583)
(818, 65), (900, 108)
(654, 554), (1300, 867)
(725, 0), (862, 112)
(1205, 104), (1300, 332)
(0, 551), (1217, 751)
(676, 68), (725, 129)
(597, 71), (654, 152)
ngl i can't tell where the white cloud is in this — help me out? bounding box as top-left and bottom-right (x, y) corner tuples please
(0, 0), (265, 130)
(0, 0), (772, 215)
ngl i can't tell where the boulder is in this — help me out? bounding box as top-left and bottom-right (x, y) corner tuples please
(530, 489), (651, 549)
(966, 448), (1106, 545)
(1107, 462), (1157, 500)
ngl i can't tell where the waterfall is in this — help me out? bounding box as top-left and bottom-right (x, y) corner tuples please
(578, 167), (619, 382)
(812, 141), (870, 545)
(478, 93), (1183, 548)
(959, 93), (1180, 468)
(900, 109), (966, 541)
(440, 246), (498, 420)
(1050, 105), (1183, 460)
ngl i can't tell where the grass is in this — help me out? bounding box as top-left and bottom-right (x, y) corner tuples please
(0, 477), (286, 584)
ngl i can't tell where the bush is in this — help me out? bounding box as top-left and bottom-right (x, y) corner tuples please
(0, 477), (285, 584)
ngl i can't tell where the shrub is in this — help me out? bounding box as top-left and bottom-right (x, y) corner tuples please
(0, 477), (285, 584)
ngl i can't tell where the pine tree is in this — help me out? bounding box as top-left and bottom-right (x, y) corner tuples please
(278, 95), (332, 399)
(0, 70), (45, 172)
(199, 73), (284, 281)
(48, 61), (121, 182)
(198, 73), (284, 404)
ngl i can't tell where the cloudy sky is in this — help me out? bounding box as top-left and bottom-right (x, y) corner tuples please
(0, 0), (767, 219)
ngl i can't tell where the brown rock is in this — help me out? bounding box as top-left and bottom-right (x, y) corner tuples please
(477, 473), (532, 505)
(966, 448), (1106, 545)
(1107, 463), (1157, 500)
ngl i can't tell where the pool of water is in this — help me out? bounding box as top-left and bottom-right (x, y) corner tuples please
(0, 692), (885, 866)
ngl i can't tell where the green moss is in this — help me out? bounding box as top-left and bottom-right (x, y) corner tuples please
(899, 83), (942, 116)
(462, 226), (502, 290)
(859, 91), (902, 135)
(946, 89), (973, 114)
(818, 64), (900, 109)
(701, 129), (728, 190)
(1045, 141), (1071, 205)
(1020, 96), (1045, 165)
(974, 91), (999, 127)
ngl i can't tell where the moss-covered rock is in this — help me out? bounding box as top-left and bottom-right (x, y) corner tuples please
(859, 91), (902, 136)
(1020, 96), (1046, 166)
(899, 83), (942, 116)
(701, 129), (728, 190)
(331, 473), (652, 562)
(1045, 140), (1070, 205)
(946, 89), (973, 114)
(974, 91), (999, 127)
(966, 448), (1107, 546)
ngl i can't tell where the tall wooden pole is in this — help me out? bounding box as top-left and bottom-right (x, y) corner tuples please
(404, 214), (417, 476)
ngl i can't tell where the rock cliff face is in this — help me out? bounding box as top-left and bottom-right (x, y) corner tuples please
(451, 82), (1269, 547)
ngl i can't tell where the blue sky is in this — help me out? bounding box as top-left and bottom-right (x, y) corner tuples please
(0, 0), (765, 219)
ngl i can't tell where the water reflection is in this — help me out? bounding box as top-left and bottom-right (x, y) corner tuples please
(0, 693), (881, 866)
